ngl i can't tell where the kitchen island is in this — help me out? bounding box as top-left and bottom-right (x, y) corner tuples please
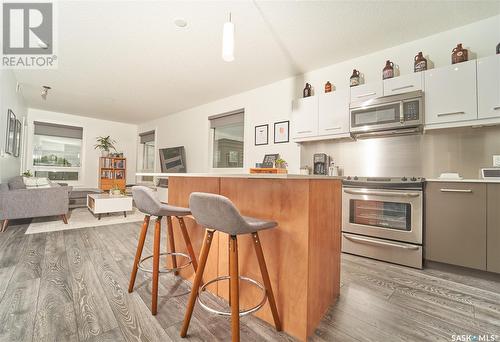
(165, 174), (342, 341)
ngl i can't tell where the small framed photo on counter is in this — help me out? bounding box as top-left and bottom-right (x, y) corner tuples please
(274, 120), (289, 144)
(255, 124), (268, 146)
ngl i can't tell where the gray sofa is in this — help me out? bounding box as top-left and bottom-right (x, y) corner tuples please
(0, 176), (71, 232)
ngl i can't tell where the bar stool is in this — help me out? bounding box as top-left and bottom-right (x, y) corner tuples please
(180, 192), (282, 342)
(129, 186), (198, 315)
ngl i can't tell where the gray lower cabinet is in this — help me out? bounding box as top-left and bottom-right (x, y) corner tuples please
(425, 182), (487, 270)
(487, 184), (500, 273)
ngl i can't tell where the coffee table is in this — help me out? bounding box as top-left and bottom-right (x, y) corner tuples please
(87, 193), (133, 220)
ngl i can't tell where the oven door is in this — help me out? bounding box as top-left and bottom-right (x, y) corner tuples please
(342, 187), (422, 244)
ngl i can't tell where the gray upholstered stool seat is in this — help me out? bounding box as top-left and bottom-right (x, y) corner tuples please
(181, 192), (281, 342)
(129, 186), (198, 316)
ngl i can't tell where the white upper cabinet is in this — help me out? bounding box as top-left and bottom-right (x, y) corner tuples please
(383, 72), (424, 96)
(424, 60), (477, 125)
(477, 55), (500, 119)
(291, 96), (318, 139)
(350, 82), (383, 104)
(318, 88), (350, 136)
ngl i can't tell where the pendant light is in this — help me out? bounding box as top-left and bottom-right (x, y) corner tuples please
(222, 13), (234, 62)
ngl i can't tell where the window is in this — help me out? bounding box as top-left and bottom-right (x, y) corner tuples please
(139, 130), (155, 182)
(210, 110), (244, 168)
(32, 121), (83, 181)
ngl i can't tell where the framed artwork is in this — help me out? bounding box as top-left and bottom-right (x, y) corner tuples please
(5, 110), (16, 155)
(13, 119), (22, 157)
(262, 153), (280, 168)
(254, 124), (268, 146)
(274, 120), (289, 144)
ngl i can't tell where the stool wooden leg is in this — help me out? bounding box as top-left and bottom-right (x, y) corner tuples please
(166, 216), (178, 275)
(177, 217), (198, 272)
(180, 230), (214, 338)
(252, 232), (282, 331)
(152, 217), (162, 315)
(1, 220), (9, 233)
(229, 235), (240, 342)
(228, 234), (231, 306)
(128, 215), (150, 293)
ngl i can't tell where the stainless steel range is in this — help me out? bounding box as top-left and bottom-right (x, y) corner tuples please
(342, 176), (424, 269)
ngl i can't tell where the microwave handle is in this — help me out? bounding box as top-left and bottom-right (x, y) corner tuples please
(399, 102), (404, 124)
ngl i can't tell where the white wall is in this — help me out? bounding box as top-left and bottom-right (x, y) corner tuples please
(26, 108), (138, 187)
(138, 15), (500, 174)
(0, 70), (27, 183)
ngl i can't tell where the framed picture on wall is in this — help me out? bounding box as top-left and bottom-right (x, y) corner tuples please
(13, 119), (22, 157)
(274, 120), (289, 144)
(254, 124), (268, 146)
(5, 110), (16, 155)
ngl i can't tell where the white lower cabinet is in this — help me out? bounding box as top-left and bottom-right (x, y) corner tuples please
(291, 96), (318, 139)
(318, 89), (349, 136)
(477, 55), (500, 119)
(424, 60), (477, 125)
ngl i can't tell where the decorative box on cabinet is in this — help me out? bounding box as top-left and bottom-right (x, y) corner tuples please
(291, 96), (318, 139)
(425, 182), (487, 270)
(318, 88), (350, 137)
(424, 60), (477, 126)
(477, 55), (500, 120)
(383, 72), (424, 96)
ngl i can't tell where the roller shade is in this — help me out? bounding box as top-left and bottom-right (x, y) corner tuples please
(139, 130), (155, 143)
(209, 109), (244, 129)
(34, 121), (83, 139)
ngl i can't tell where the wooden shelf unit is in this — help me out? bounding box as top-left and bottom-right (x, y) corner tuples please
(99, 157), (126, 191)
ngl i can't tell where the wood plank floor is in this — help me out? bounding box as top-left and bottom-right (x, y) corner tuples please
(0, 220), (499, 341)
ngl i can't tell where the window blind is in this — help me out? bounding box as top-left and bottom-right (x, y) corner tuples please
(34, 121), (83, 139)
(139, 130), (155, 144)
(209, 109), (244, 129)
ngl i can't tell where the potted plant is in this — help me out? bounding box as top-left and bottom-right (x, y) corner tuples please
(110, 183), (122, 196)
(275, 158), (288, 169)
(94, 136), (116, 157)
(22, 170), (33, 177)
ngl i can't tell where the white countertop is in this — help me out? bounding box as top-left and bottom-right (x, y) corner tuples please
(426, 178), (500, 184)
(135, 172), (343, 180)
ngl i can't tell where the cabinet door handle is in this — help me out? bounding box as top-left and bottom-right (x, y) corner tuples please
(493, 106), (500, 111)
(392, 85), (414, 91)
(440, 188), (473, 193)
(325, 126), (342, 131)
(297, 130), (312, 134)
(356, 92), (376, 98)
(437, 111), (465, 117)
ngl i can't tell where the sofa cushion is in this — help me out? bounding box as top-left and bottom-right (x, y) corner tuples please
(8, 176), (26, 190)
(23, 177), (51, 189)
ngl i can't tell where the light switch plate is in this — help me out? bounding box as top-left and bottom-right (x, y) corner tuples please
(493, 155), (500, 167)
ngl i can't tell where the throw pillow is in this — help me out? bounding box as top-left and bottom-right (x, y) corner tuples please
(23, 177), (51, 189)
(8, 176), (27, 190)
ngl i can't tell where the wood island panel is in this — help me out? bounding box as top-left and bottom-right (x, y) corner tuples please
(167, 176), (342, 341)
(167, 177), (220, 293)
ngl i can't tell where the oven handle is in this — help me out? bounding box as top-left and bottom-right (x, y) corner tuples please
(343, 189), (420, 197)
(344, 234), (420, 250)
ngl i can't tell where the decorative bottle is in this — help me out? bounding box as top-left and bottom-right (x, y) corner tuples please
(414, 52), (427, 72)
(350, 70), (360, 87)
(382, 60), (394, 80)
(303, 83), (312, 97)
(324, 81), (332, 93)
(451, 43), (468, 64)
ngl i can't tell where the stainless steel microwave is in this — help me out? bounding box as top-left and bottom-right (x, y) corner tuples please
(349, 90), (424, 137)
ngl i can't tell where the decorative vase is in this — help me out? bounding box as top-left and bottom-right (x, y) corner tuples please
(101, 150), (109, 157)
(111, 189), (121, 196)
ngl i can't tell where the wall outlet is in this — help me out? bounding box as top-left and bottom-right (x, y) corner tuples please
(493, 155), (500, 167)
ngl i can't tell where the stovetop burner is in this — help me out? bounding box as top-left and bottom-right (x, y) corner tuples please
(342, 176), (425, 190)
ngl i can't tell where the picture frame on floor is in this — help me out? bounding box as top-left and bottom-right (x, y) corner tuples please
(5, 109), (16, 155)
(255, 124), (268, 146)
(274, 120), (289, 144)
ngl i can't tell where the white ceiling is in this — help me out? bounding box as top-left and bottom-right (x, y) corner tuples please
(14, 0), (500, 123)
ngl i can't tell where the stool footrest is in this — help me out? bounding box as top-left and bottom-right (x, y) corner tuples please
(197, 275), (267, 317)
(138, 252), (192, 274)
